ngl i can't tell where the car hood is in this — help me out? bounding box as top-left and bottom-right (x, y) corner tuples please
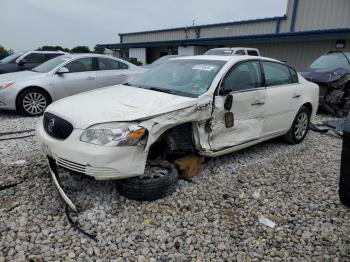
(299, 67), (350, 83)
(0, 70), (46, 82)
(46, 85), (198, 129)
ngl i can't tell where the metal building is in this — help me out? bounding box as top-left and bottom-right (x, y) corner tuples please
(98, 0), (350, 69)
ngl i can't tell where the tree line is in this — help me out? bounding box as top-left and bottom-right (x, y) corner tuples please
(0, 45), (106, 59)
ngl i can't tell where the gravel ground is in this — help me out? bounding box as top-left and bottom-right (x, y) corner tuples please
(0, 111), (349, 261)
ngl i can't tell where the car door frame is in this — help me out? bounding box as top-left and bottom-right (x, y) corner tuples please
(208, 59), (267, 151)
(96, 57), (130, 88)
(51, 56), (98, 100)
(260, 60), (303, 137)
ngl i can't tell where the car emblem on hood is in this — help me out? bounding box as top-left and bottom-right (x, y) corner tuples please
(48, 119), (55, 133)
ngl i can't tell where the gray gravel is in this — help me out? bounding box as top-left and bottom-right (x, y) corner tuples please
(0, 111), (349, 261)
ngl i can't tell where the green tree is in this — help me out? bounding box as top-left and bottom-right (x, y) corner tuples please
(37, 46), (70, 52)
(0, 45), (11, 59)
(94, 45), (105, 54)
(70, 46), (90, 53)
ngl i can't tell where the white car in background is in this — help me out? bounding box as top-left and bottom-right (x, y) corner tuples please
(205, 47), (260, 56)
(36, 55), (318, 210)
(0, 54), (145, 116)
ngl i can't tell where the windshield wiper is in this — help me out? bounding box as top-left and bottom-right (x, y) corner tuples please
(148, 87), (177, 95)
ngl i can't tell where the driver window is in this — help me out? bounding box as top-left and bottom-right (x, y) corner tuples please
(221, 61), (262, 93)
(65, 58), (93, 73)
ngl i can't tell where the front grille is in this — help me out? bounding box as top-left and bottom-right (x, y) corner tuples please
(43, 112), (73, 140)
(56, 157), (120, 177)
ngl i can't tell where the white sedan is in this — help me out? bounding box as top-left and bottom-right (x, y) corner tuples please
(36, 55), (318, 209)
(0, 54), (145, 116)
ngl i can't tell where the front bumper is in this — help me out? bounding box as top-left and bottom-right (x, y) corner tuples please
(48, 157), (78, 212)
(0, 87), (18, 111)
(36, 121), (148, 180)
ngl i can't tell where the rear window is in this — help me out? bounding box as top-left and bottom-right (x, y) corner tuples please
(262, 61), (293, 87)
(247, 50), (259, 56)
(289, 68), (299, 83)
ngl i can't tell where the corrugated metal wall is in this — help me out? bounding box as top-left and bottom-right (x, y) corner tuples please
(200, 21), (276, 38)
(121, 0), (350, 43)
(294, 0), (350, 31)
(248, 39), (350, 70)
(129, 48), (146, 65)
(123, 29), (197, 43)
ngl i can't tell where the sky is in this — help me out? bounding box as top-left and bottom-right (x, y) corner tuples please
(1, 0), (288, 52)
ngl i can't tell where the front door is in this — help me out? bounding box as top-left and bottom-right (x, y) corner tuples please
(209, 60), (266, 151)
(53, 57), (97, 99)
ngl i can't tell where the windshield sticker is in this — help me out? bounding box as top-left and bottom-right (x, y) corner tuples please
(192, 65), (216, 71)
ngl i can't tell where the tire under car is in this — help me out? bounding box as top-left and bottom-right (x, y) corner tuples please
(116, 160), (179, 201)
(339, 116), (350, 207)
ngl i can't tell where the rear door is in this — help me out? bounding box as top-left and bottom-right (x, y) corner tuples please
(262, 61), (303, 136)
(209, 60), (266, 150)
(52, 57), (97, 99)
(96, 57), (131, 88)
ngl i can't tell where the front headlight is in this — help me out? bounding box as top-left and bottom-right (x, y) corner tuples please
(0, 81), (15, 89)
(80, 123), (147, 147)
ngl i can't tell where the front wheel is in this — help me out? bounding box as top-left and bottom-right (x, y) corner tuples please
(17, 88), (51, 116)
(283, 106), (311, 144)
(116, 160), (179, 201)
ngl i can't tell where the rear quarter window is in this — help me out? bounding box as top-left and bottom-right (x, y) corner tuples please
(262, 61), (293, 86)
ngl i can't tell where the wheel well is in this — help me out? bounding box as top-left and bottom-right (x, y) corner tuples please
(302, 102), (312, 114)
(148, 123), (197, 161)
(16, 86), (52, 108)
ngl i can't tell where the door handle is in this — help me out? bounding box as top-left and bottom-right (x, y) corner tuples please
(86, 77), (95, 80)
(292, 94), (301, 99)
(119, 74), (127, 77)
(251, 100), (265, 106)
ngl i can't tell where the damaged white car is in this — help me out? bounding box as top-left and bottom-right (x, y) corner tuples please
(36, 55), (319, 211)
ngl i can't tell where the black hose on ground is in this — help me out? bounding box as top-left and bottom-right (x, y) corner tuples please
(0, 182), (20, 190)
(0, 129), (35, 136)
(64, 205), (97, 241)
(0, 129), (36, 141)
(0, 134), (35, 141)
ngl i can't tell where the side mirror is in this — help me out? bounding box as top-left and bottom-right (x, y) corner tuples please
(224, 95), (233, 111)
(17, 59), (28, 66)
(219, 86), (231, 96)
(56, 67), (69, 74)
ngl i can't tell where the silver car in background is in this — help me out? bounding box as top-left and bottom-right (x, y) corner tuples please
(0, 54), (145, 116)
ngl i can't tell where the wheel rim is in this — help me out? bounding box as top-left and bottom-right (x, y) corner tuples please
(22, 92), (47, 115)
(294, 111), (309, 140)
(138, 166), (169, 180)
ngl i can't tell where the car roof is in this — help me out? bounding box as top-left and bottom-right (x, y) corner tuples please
(173, 55), (279, 63)
(30, 50), (67, 54)
(210, 47), (258, 50)
(60, 53), (123, 59)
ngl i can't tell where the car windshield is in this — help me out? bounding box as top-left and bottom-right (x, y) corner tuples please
(310, 53), (350, 70)
(204, 49), (234, 55)
(32, 56), (71, 73)
(0, 52), (24, 64)
(129, 59), (225, 97)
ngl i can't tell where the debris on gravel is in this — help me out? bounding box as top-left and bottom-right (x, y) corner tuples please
(0, 111), (349, 261)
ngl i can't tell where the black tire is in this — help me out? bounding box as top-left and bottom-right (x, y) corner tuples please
(283, 106), (311, 144)
(339, 187), (350, 207)
(17, 88), (51, 116)
(116, 160), (179, 201)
